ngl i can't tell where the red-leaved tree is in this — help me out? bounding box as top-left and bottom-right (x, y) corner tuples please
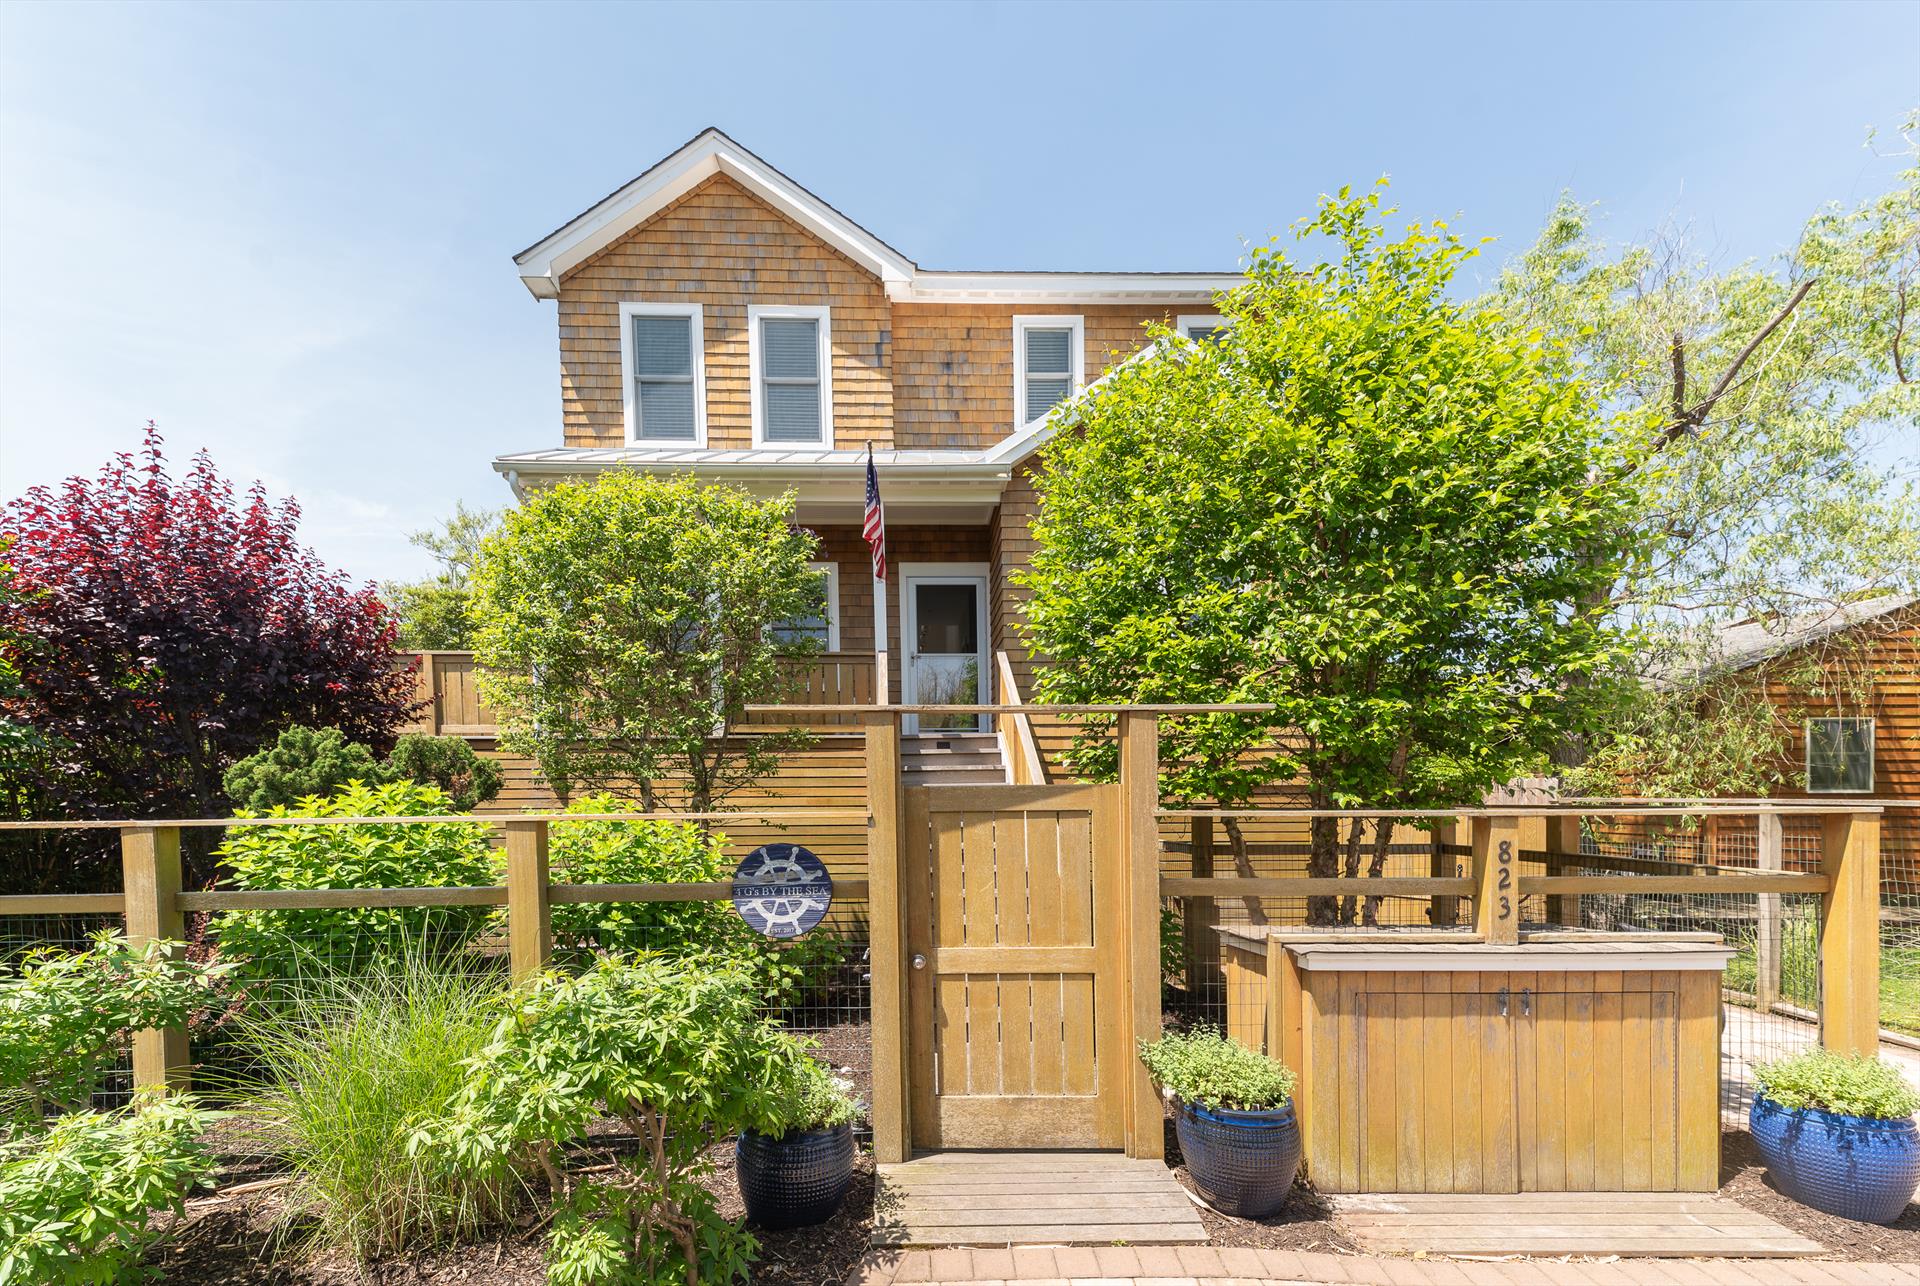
(0, 426), (418, 875)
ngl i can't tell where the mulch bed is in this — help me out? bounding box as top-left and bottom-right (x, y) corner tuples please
(1717, 1127), (1920, 1262)
(1159, 1115), (1362, 1255)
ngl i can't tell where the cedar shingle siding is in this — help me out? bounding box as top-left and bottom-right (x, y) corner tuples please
(555, 176), (1189, 450)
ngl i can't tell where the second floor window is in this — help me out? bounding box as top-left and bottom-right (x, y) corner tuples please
(1014, 315), (1084, 429)
(620, 302), (706, 445)
(1806, 717), (1874, 793)
(751, 305), (833, 447)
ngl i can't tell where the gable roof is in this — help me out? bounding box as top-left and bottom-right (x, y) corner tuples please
(1707, 593), (1919, 675)
(514, 128), (1241, 304)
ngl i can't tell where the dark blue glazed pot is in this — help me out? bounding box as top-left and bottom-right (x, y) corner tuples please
(1172, 1097), (1302, 1219)
(736, 1122), (855, 1229)
(1750, 1094), (1920, 1224)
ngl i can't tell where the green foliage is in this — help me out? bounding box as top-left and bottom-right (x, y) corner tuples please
(428, 955), (813, 1286)
(1139, 1026), (1297, 1113)
(0, 1094), (217, 1286)
(385, 733), (504, 811)
(759, 1053), (862, 1138)
(1160, 905), (1185, 984)
(382, 502), (501, 652)
(549, 796), (745, 960)
(1753, 1048), (1920, 1120)
(210, 781), (499, 992)
(0, 935), (229, 1128)
(222, 726), (386, 813)
(1021, 182), (1643, 916)
(469, 472), (822, 809)
(226, 957), (520, 1259)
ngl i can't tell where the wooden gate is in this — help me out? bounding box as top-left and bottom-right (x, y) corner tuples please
(902, 783), (1125, 1149)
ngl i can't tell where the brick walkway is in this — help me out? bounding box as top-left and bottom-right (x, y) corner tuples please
(846, 1246), (1920, 1285)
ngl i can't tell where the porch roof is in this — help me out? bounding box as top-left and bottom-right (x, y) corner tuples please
(492, 445), (1013, 525)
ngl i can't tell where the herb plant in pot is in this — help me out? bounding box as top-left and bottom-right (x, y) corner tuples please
(1750, 1048), (1920, 1224)
(1139, 1026), (1300, 1219)
(736, 1054), (863, 1229)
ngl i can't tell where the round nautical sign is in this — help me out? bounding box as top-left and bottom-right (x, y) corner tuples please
(731, 843), (833, 939)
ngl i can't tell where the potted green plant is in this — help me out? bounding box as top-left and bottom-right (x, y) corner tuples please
(1139, 1026), (1300, 1218)
(735, 1054), (862, 1229)
(1750, 1047), (1920, 1224)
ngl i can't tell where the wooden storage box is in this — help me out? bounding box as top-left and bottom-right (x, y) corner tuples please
(1218, 929), (1732, 1194)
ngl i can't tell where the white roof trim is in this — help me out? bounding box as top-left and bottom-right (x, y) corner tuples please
(982, 336), (1176, 465)
(515, 128), (917, 299)
(514, 129), (1243, 304)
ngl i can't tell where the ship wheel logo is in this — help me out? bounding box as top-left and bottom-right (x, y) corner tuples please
(731, 843), (833, 939)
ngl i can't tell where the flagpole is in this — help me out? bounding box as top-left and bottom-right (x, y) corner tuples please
(868, 441), (889, 706)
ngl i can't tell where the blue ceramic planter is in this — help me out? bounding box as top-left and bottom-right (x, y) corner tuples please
(1750, 1094), (1920, 1225)
(1172, 1097), (1302, 1219)
(736, 1122), (855, 1230)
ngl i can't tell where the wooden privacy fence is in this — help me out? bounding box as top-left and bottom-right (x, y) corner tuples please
(0, 707), (1898, 1169)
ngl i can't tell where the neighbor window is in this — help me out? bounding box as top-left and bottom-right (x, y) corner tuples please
(619, 303), (706, 445)
(1806, 717), (1874, 793)
(1177, 313), (1228, 343)
(770, 562), (840, 651)
(750, 305), (832, 447)
(1014, 315), (1084, 428)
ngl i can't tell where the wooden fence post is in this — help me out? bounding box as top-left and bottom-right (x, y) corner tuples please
(1471, 815), (1522, 945)
(1118, 711), (1164, 1159)
(1184, 816), (1219, 991)
(121, 826), (191, 1094)
(1428, 819), (1460, 927)
(1547, 816), (1584, 927)
(863, 710), (910, 1164)
(1819, 809), (1881, 1053)
(504, 820), (551, 982)
(1755, 810), (1783, 1013)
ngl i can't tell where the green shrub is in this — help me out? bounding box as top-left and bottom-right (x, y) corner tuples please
(211, 781), (499, 993)
(0, 934), (229, 1129)
(0, 1094), (218, 1286)
(759, 1054), (862, 1138)
(223, 726), (386, 813)
(1138, 1025), (1297, 1112)
(1753, 1048), (1920, 1120)
(429, 954), (811, 1285)
(549, 797), (746, 960)
(385, 734), (504, 811)
(228, 956), (520, 1259)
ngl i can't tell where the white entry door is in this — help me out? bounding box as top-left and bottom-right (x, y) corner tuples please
(901, 566), (990, 734)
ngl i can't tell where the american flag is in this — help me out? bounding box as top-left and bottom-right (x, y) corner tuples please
(863, 447), (886, 581)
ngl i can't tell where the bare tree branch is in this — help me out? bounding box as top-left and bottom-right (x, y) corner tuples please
(1659, 277), (1818, 448)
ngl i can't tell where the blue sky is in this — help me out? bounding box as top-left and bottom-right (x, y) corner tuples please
(1, 0), (1915, 583)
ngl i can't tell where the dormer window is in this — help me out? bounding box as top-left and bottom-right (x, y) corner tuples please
(1014, 315), (1084, 429)
(619, 302), (706, 445)
(750, 305), (833, 447)
(1178, 313), (1228, 343)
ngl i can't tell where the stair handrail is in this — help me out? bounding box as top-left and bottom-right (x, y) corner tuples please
(993, 651), (1049, 785)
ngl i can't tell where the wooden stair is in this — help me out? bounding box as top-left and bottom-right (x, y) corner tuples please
(900, 733), (1008, 786)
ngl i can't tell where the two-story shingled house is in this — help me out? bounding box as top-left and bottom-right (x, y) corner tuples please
(490, 128), (1239, 780)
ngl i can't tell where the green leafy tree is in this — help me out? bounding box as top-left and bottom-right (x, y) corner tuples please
(1019, 184), (1644, 922)
(222, 726), (386, 812)
(1488, 110), (1920, 775)
(427, 955), (812, 1285)
(469, 473), (822, 810)
(383, 502), (502, 650)
(210, 782), (499, 992)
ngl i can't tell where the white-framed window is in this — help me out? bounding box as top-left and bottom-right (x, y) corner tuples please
(1177, 313), (1229, 343)
(1013, 314), (1084, 429)
(1806, 717), (1874, 793)
(618, 302), (706, 445)
(770, 561), (840, 651)
(748, 304), (833, 448)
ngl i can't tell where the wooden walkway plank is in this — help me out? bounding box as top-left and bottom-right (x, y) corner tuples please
(1333, 1192), (1823, 1258)
(872, 1150), (1207, 1247)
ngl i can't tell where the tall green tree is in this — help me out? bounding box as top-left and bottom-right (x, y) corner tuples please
(1019, 185), (1647, 922)
(1491, 111), (1919, 782)
(469, 472), (820, 810)
(383, 502), (501, 651)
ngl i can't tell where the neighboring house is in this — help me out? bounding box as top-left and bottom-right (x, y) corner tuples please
(1704, 594), (1919, 804)
(490, 127), (1238, 778)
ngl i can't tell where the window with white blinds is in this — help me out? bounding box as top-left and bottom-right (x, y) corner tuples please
(1013, 315), (1083, 428)
(750, 306), (832, 447)
(619, 303), (706, 444)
